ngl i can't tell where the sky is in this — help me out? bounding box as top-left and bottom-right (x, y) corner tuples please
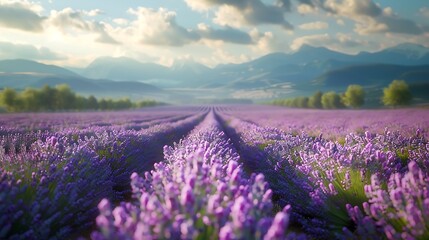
(0, 0), (428, 68)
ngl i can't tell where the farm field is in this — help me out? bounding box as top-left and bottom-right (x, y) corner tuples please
(1, 105), (429, 239)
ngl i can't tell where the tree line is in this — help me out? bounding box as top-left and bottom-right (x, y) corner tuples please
(271, 80), (412, 109)
(0, 84), (161, 112)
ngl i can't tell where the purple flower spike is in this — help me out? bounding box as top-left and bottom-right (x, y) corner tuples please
(98, 198), (111, 215)
(90, 110), (303, 239)
(112, 207), (127, 227)
(264, 212), (289, 240)
(219, 223), (235, 240)
(180, 185), (195, 208)
(95, 215), (110, 228)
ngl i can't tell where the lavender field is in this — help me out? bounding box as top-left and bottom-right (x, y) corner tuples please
(1, 105), (429, 240)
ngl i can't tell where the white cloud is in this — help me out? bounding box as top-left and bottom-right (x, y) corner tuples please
(299, 21), (329, 30)
(336, 19), (345, 26)
(84, 9), (103, 17)
(113, 18), (128, 26)
(213, 5), (246, 28)
(184, 0), (211, 12)
(253, 30), (275, 53)
(291, 34), (330, 51)
(127, 7), (199, 46)
(198, 25), (253, 44)
(0, 41), (65, 60)
(320, 0), (427, 35)
(48, 8), (119, 44)
(335, 33), (362, 48)
(0, 2), (118, 44)
(383, 7), (393, 16)
(290, 33), (366, 53)
(0, 0), (45, 32)
(420, 7), (429, 18)
(297, 4), (317, 14)
(1, 0), (427, 68)
(0, 0), (44, 13)
(249, 28), (290, 54)
(125, 7), (254, 47)
(353, 19), (388, 35)
(322, 0), (382, 18)
(185, 0), (293, 29)
(211, 48), (250, 65)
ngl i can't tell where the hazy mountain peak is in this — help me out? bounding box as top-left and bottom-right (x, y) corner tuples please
(247, 52), (288, 65)
(88, 56), (143, 68)
(297, 44), (322, 52)
(389, 43), (427, 51)
(295, 44), (345, 56)
(172, 58), (204, 67)
(384, 43), (429, 58)
(171, 59), (211, 73)
(82, 56), (171, 81)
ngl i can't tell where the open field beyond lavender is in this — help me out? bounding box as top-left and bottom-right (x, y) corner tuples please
(1, 105), (429, 240)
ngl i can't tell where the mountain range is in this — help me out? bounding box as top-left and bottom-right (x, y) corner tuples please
(0, 59), (166, 100)
(1, 43), (429, 104)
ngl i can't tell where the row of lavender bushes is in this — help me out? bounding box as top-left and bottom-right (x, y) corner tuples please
(218, 110), (429, 239)
(2, 106), (428, 239)
(92, 111), (304, 239)
(0, 111), (205, 239)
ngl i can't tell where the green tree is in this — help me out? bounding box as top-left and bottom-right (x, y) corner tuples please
(54, 84), (76, 110)
(0, 88), (18, 112)
(106, 99), (115, 110)
(308, 91), (323, 108)
(382, 80), (412, 107)
(74, 95), (87, 110)
(87, 95), (98, 110)
(290, 97), (299, 108)
(115, 98), (132, 109)
(137, 100), (157, 108)
(296, 96), (309, 108)
(38, 85), (56, 111)
(98, 99), (108, 110)
(343, 85), (365, 108)
(21, 88), (40, 111)
(0, 84), (156, 112)
(321, 91), (344, 109)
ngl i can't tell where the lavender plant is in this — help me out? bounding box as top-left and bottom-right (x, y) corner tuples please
(1, 105), (428, 239)
(360, 161), (429, 239)
(217, 108), (429, 239)
(0, 108), (204, 239)
(92, 112), (304, 240)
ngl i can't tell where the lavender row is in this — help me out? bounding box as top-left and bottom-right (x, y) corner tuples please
(0, 105), (206, 135)
(92, 111), (304, 239)
(221, 105), (429, 139)
(0, 112), (205, 239)
(0, 106), (205, 155)
(218, 111), (429, 239)
(345, 160), (429, 239)
(216, 113), (322, 235)
(0, 114), (191, 157)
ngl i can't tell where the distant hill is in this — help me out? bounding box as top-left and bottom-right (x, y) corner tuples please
(0, 59), (78, 77)
(0, 73), (162, 94)
(213, 46), (355, 75)
(78, 57), (214, 88)
(0, 59), (164, 100)
(206, 43), (429, 101)
(82, 57), (170, 81)
(314, 64), (429, 88)
(2, 43), (429, 103)
(70, 43), (429, 92)
(355, 43), (429, 65)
